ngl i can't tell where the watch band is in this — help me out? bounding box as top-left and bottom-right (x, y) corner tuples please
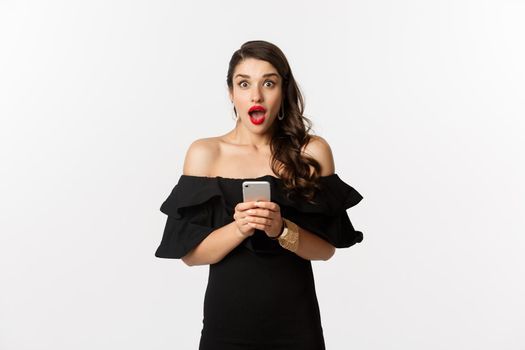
(270, 220), (286, 240)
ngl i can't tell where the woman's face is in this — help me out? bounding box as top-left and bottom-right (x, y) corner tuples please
(229, 58), (283, 131)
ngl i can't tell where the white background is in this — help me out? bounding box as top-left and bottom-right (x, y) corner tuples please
(1, 0), (524, 349)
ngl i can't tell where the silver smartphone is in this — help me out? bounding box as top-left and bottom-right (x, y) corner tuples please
(242, 181), (271, 202)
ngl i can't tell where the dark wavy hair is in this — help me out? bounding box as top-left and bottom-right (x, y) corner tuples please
(226, 40), (323, 204)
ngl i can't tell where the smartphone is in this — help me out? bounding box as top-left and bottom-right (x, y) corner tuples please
(242, 181), (271, 202)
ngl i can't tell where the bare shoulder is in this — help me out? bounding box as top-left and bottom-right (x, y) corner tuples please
(302, 135), (335, 176)
(182, 137), (220, 176)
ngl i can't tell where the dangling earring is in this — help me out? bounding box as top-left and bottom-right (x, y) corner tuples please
(277, 104), (285, 120)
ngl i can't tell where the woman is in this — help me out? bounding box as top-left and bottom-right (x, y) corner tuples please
(155, 40), (364, 350)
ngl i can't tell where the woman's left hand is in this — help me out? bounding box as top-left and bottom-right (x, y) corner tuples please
(243, 201), (283, 238)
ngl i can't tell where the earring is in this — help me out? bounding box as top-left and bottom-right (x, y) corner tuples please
(277, 104), (285, 120)
(232, 106), (239, 120)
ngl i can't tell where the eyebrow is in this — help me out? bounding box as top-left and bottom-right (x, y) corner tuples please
(234, 73), (280, 79)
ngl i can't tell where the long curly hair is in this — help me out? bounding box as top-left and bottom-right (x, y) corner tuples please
(226, 40), (323, 204)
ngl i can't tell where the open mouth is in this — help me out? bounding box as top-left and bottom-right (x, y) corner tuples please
(248, 110), (266, 119)
(248, 106), (267, 124)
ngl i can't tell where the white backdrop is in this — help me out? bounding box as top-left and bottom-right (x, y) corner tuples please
(1, 1), (524, 349)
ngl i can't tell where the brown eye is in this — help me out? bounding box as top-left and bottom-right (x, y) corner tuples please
(239, 81), (248, 88)
(264, 81), (275, 87)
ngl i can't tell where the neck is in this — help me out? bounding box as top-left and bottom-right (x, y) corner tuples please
(230, 119), (274, 148)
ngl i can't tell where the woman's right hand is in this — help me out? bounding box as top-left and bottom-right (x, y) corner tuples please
(233, 201), (259, 238)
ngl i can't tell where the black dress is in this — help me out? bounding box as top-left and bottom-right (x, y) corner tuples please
(155, 174), (364, 350)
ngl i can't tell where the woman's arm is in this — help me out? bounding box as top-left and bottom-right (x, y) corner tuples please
(298, 135), (337, 260)
(247, 135), (339, 261)
(294, 226), (336, 261)
(248, 200), (337, 262)
(181, 221), (248, 266)
(180, 139), (253, 266)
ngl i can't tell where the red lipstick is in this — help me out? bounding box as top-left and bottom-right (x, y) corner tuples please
(248, 105), (266, 125)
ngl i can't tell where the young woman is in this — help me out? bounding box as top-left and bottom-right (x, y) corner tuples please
(155, 40), (364, 350)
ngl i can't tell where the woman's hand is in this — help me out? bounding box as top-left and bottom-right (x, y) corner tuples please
(233, 201), (260, 238)
(242, 201), (284, 239)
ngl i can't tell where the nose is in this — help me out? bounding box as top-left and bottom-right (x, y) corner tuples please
(250, 86), (263, 103)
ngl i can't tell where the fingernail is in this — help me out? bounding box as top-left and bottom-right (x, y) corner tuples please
(247, 210), (255, 214)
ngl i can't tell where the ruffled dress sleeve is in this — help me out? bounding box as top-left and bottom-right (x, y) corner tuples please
(155, 173), (364, 259)
(155, 176), (229, 259)
(274, 174), (364, 249)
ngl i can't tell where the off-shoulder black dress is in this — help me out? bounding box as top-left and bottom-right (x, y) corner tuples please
(155, 174), (363, 350)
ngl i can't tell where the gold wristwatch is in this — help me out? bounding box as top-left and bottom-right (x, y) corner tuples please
(277, 218), (300, 252)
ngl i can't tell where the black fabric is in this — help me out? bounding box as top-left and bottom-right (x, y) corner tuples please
(155, 174), (364, 349)
(156, 173), (363, 258)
